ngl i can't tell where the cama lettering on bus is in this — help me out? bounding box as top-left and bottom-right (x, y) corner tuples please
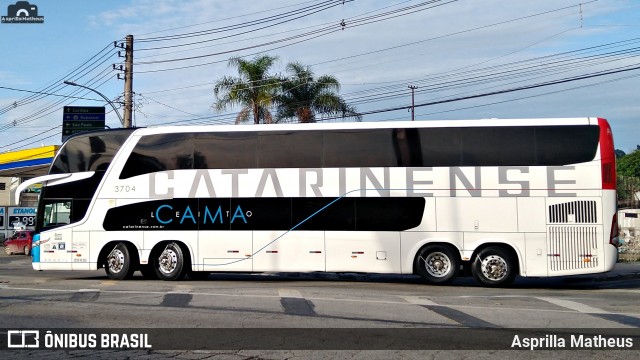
(150, 204), (250, 225)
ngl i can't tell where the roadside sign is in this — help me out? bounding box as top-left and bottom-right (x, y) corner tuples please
(8, 207), (36, 230)
(62, 106), (106, 142)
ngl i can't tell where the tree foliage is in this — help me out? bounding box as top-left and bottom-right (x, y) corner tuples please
(276, 62), (361, 123)
(213, 55), (281, 124)
(213, 56), (360, 124)
(617, 150), (640, 177)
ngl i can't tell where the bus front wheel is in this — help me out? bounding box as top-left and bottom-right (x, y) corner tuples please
(472, 246), (517, 287)
(104, 243), (135, 280)
(154, 242), (187, 281)
(415, 245), (460, 284)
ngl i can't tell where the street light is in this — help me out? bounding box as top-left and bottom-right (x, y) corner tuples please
(63, 80), (124, 126)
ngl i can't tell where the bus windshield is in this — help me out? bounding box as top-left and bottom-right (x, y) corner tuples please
(35, 129), (134, 232)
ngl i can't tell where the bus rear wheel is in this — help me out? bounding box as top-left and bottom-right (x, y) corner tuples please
(472, 246), (517, 287)
(415, 245), (459, 284)
(153, 242), (187, 281)
(104, 243), (135, 280)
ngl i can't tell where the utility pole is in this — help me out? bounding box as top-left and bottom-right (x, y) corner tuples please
(123, 34), (134, 128)
(408, 85), (417, 121)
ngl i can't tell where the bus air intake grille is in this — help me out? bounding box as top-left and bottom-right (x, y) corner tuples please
(547, 226), (599, 272)
(548, 201), (597, 224)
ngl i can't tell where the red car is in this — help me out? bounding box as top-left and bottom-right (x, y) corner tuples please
(4, 230), (34, 256)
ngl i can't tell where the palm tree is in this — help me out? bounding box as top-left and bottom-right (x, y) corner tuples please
(276, 62), (361, 123)
(213, 55), (281, 124)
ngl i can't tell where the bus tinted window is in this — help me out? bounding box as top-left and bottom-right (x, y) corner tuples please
(194, 132), (257, 169)
(324, 129), (399, 167)
(258, 131), (322, 168)
(417, 128), (462, 167)
(461, 127), (536, 166)
(536, 126), (599, 165)
(119, 125), (600, 179)
(120, 133), (193, 179)
(51, 129), (133, 174)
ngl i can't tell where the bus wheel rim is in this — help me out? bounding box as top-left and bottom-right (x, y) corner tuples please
(107, 249), (125, 273)
(481, 255), (507, 281)
(424, 251), (451, 278)
(159, 249), (178, 274)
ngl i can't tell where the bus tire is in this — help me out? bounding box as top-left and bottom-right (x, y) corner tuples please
(104, 242), (135, 280)
(415, 244), (459, 284)
(154, 242), (186, 281)
(139, 265), (158, 280)
(472, 246), (517, 287)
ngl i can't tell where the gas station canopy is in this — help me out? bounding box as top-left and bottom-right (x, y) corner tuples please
(0, 146), (59, 177)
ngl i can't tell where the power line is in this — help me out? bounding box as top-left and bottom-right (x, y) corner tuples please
(354, 62), (640, 117)
(136, 0), (349, 48)
(134, 0), (329, 37)
(0, 42), (116, 116)
(134, 0), (415, 61)
(0, 86), (102, 102)
(133, 0), (458, 71)
(310, 0), (597, 68)
(0, 68), (118, 134)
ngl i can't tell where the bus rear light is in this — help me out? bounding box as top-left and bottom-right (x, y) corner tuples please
(598, 118), (616, 190)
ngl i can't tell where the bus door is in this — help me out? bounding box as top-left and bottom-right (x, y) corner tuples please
(39, 200), (73, 269)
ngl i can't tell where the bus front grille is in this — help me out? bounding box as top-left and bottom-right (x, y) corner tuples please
(547, 226), (599, 272)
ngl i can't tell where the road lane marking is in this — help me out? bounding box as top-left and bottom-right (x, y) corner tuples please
(278, 289), (303, 299)
(401, 296), (438, 306)
(536, 297), (608, 314)
(2, 285), (639, 319)
(99, 280), (118, 286)
(537, 296), (640, 327)
(402, 295), (499, 328)
(174, 284), (193, 292)
(595, 289), (640, 294)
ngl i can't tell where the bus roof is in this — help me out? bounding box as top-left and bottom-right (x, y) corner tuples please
(133, 117), (601, 136)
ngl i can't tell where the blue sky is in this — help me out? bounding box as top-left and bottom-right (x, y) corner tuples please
(1, 0), (639, 153)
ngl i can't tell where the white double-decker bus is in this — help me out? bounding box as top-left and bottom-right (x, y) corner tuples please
(19, 117), (619, 287)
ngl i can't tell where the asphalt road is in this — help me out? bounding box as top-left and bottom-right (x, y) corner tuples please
(0, 252), (639, 359)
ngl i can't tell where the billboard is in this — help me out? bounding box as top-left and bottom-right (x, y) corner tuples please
(8, 206), (36, 230)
